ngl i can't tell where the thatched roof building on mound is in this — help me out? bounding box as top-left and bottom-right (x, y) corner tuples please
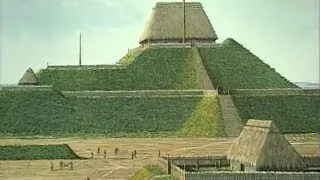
(139, 2), (218, 45)
(18, 68), (39, 85)
(227, 119), (306, 172)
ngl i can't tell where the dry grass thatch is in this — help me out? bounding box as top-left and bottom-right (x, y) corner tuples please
(227, 119), (306, 171)
(139, 2), (218, 44)
(18, 68), (39, 85)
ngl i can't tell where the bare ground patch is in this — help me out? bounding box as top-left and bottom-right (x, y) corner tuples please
(0, 136), (318, 180)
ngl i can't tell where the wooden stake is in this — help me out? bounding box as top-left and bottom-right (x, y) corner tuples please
(79, 33), (82, 66)
(183, 0), (186, 43)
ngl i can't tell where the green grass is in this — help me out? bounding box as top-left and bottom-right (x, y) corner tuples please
(0, 89), (75, 135)
(37, 47), (201, 91)
(67, 96), (201, 134)
(232, 95), (320, 133)
(178, 94), (226, 137)
(129, 165), (173, 180)
(197, 38), (297, 93)
(62, 90), (204, 98)
(37, 67), (130, 91)
(0, 89), (225, 137)
(0, 144), (82, 160)
(116, 46), (145, 66)
(230, 88), (320, 96)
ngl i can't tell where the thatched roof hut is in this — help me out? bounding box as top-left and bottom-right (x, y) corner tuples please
(139, 2), (218, 45)
(18, 68), (39, 85)
(227, 119), (306, 172)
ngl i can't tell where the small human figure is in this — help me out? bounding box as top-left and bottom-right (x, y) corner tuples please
(114, 148), (119, 155)
(50, 162), (53, 171)
(70, 161), (73, 170)
(97, 147), (100, 154)
(131, 151), (134, 159)
(134, 150), (137, 157)
(91, 152), (94, 159)
(60, 161), (63, 170)
(103, 150), (107, 159)
(158, 150), (161, 157)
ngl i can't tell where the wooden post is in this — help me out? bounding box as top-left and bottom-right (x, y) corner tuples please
(196, 159), (199, 171)
(167, 155), (171, 174)
(183, 0), (186, 43)
(79, 33), (82, 66)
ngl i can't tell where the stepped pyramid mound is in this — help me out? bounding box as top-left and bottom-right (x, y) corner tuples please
(139, 2), (218, 45)
(18, 68), (39, 85)
(227, 119), (306, 171)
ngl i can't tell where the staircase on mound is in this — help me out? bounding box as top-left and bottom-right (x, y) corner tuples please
(193, 47), (242, 137)
(191, 47), (214, 90)
(218, 95), (244, 137)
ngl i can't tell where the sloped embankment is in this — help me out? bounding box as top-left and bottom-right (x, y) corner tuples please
(0, 89), (225, 137)
(129, 165), (172, 180)
(0, 88), (75, 135)
(197, 38), (298, 92)
(232, 94), (320, 133)
(37, 47), (202, 91)
(0, 144), (83, 160)
(178, 91), (226, 137)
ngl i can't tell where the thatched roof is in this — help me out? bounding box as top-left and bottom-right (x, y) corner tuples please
(139, 2), (218, 44)
(18, 68), (39, 85)
(227, 119), (306, 171)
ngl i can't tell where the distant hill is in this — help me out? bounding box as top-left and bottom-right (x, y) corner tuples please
(294, 82), (319, 89)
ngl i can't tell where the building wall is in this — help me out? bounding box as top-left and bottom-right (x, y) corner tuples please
(167, 155), (229, 167)
(157, 157), (185, 180)
(302, 156), (320, 167)
(230, 160), (256, 172)
(185, 171), (320, 180)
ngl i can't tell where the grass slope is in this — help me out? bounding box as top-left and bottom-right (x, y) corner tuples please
(67, 96), (200, 134)
(0, 89), (224, 137)
(198, 38), (297, 92)
(0, 144), (82, 160)
(0, 89), (75, 135)
(178, 93), (226, 137)
(37, 68), (129, 91)
(127, 47), (200, 90)
(37, 47), (201, 91)
(232, 95), (320, 133)
(129, 165), (173, 180)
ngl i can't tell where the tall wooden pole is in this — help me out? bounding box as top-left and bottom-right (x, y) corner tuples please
(79, 33), (82, 66)
(183, 0), (186, 43)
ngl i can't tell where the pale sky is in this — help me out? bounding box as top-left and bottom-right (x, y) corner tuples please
(0, 0), (319, 84)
